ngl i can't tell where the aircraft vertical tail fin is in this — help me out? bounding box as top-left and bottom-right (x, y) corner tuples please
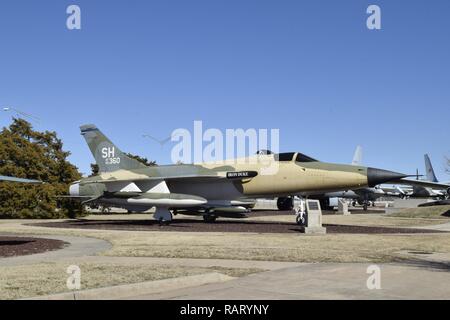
(351, 145), (363, 166)
(80, 124), (148, 173)
(424, 154), (438, 182)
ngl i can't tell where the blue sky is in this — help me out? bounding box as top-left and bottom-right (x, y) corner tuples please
(0, 0), (449, 178)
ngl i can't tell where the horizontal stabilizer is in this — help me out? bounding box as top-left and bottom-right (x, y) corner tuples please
(0, 176), (41, 184)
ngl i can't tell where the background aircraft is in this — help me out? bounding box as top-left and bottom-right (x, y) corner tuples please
(391, 154), (450, 199)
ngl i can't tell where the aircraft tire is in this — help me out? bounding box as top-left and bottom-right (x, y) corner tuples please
(158, 216), (172, 226)
(296, 214), (307, 226)
(203, 215), (217, 223)
(277, 197), (294, 211)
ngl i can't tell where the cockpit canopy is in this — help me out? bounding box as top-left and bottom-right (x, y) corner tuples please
(256, 149), (273, 155)
(295, 152), (318, 162)
(274, 152), (318, 162)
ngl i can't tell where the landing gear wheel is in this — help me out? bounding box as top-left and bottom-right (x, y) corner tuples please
(203, 215), (217, 223)
(363, 203), (368, 211)
(296, 213), (307, 226)
(277, 197), (294, 211)
(155, 207), (173, 225)
(158, 215), (172, 226)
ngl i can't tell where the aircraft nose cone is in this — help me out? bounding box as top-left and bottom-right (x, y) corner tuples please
(367, 167), (408, 187)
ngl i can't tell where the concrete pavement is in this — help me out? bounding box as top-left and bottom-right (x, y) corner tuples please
(414, 221), (450, 232)
(128, 262), (450, 300)
(0, 234), (111, 266)
(28, 272), (235, 300)
(1, 226), (449, 300)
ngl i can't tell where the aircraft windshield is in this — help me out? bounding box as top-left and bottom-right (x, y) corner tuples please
(295, 152), (318, 162)
(273, 152), (319, 162)
(274, 153), (296, 161)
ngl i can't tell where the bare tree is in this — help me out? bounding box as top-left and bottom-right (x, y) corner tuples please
(446, 156), (450, 175)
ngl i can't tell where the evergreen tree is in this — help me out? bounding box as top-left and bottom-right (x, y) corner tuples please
(0, 118), (82, 218)
(446, 156), (450, 175)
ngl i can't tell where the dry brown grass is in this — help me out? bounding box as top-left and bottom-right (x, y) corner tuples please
(2, 213), (449, 300)
(387, 205), (450, 219)
(0, 261), (260, 300)
(250, 212), (449, 227)
(100, 231), (450, 263)
(0, 217), (449, 265)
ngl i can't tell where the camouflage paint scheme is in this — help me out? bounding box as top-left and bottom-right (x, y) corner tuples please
(69, 125), (403, 220)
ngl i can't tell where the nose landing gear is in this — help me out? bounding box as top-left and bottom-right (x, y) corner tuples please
(296, 212), (307, 226)
(294, 198), (308, 226)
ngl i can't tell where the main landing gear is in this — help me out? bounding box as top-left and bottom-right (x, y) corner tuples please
(202, 209), (218, 223)
(277, 197), (294, 211)
(362, 200), (376, 211)
(203, 214), (218, 223)
(154, 207), (173, 225)
(363, 201), (368, 211)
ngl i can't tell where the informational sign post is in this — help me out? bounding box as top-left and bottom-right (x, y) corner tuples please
(300, 199), (327, 234)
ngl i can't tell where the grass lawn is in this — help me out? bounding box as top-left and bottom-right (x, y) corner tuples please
(386, 205), (450, 219)
(0, 261), (260, 300)
(0, 209), (449, 265)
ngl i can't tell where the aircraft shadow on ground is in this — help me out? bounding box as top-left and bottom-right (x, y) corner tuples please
(441, 210), (450, 217)
(0, 240), (34, 246)
(393, 257), (450, 272)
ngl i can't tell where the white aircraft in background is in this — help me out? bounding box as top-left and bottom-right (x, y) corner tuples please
(389, 154), (450, 199)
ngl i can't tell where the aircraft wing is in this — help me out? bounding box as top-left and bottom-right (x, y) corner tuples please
(0, 176), (42, 184)
(390, 178), (450, 190)
(82, 171), (258, 185)
(82, 175), (224, 185)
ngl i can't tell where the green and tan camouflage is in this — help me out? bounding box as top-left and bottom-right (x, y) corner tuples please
(69, 125), (407, 222)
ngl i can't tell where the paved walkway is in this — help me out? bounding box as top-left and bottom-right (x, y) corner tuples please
(0, 234), (112, 266)
(415, 221), (450, 232)
(128, 262), (450, 300)
(1, 227), (449, 300)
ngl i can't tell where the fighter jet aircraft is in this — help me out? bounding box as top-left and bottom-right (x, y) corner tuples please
(68, 125), (408, 224)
